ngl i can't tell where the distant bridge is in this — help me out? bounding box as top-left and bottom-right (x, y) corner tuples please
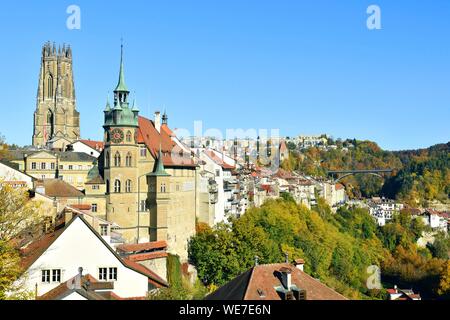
(327, 169), (393, 183)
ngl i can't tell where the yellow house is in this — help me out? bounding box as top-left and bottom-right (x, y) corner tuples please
(9, 150), (96, 190)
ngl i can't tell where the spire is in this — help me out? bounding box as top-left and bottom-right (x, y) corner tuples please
(115, 42), (129, 92)
(132, 95), (139, 112)
(104, 94), (111, 112)
(148, 144), (170, 177)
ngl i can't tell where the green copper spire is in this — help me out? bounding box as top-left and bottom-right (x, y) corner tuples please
(115, 43), (129, 92)
(104, 95), (111, 112)
(132, 96), (139, 112)
(148, 145), (170, 177)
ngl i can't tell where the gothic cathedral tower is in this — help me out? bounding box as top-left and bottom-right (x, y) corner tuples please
(103, 45), (141, 242)
(32, 42), (80, 147)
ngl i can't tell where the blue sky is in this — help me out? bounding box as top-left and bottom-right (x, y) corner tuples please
(0, 0), (449, 150)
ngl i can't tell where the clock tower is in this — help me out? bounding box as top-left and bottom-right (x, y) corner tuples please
(103, 45), (142, 242)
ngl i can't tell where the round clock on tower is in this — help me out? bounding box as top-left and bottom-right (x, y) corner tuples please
(111, 128), (124, 144)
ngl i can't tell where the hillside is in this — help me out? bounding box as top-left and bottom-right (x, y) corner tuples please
(189, 197), (450, 299)
(282, 140), (449, 205)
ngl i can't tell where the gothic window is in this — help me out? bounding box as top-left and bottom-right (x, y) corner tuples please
(114, 179), (121, 193)
(126, 130), (132, 142)
(105, 151), (110, 167)
(47, 75), (53, 98)
(114, 152), (121, 167)
(126, 180), (132, 193)
(125, 152), (132, 167)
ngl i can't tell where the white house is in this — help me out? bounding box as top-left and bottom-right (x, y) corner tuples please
(69, 140), (104, 158)
(17, 215), (167, 299)
(421, 209), (448, 232)
(0, 161), (34, 189)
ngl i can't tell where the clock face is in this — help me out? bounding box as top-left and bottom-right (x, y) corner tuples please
(110, 128), (124, 144)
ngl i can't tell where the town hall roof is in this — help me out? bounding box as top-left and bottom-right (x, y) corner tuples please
(137, 116), (196, 168)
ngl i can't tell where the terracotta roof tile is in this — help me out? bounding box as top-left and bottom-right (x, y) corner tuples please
(137, 116), (195, 167)
(38, 179), (85, 198)
(204, 150), (235, 170)
(79, 140), (104, 151)
(207, 263), (347, 300)
(117, 241), (168, 253)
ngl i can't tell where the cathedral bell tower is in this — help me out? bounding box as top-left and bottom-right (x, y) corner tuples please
(32, 42), (80, 147)
(103, 44), (141, 242)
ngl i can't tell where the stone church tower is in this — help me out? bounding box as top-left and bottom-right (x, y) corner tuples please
(32, 42), (80, 147)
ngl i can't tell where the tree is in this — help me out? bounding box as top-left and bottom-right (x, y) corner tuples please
(0, 183), (45, 299)
(0, 183), (44, 242)
(437, 261), (450, 298)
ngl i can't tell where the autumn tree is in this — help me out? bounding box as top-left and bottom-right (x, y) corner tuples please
(0, 183), (45, 299)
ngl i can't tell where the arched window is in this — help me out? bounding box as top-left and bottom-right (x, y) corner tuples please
(106, 179), (110, 193)
(126, 131), (132, 142)
(114, 152), (121, 167)
(126, 180), (132, 193)
(114, 179), (121, 193)
(126, 152), (132, 167)
(160, 183), (166, 193)
(47, 75), (53, 98)
(105, 151), (110, 168)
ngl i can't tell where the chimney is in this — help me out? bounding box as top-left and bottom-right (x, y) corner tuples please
(279, 267), (292, 290)
(155, 111), (161, 133)
(294, 258), (305, 272)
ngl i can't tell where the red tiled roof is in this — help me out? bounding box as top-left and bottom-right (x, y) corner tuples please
(70, 204), (91, 211)
(20, 227), (66, 271)
(204, 149), (235, 170)
(137, 116), (195, 168)
(116, 241), (168, 253)
(122, 258), (167, 287)
(335, 183), (345, 190)
(207, 263), (347, 300)
(79, 140), (104, 151)
(126, 252), (168, 262)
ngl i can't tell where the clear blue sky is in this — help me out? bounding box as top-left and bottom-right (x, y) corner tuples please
(0, 0), (449, 150)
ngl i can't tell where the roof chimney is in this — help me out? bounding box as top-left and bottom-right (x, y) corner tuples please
(294, 258), (305, 272)
(279, 267), (292, 291)
(155, 111), (161, 133)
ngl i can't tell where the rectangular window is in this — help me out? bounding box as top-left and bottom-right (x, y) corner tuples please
(31, 162), (37, 170)
(52, 269), (61, 283)
(92, 204), (98, 213)
(140, 146), (147, 157)
(215, 169), (220, 177)
(139, 200), (146, 212)
(59, 165), (63, 170)
(109, 267), (118, 281)
(100, 224), (108, 236)
(50, 163), (55, 170)
(69, 165), (73, 170)
(92, 185), (99, 190)
(41, 270), (51, 283)
(99, 268), (108, 281)
(41, 162), (46, 170)
(78, 165), (83, 170)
